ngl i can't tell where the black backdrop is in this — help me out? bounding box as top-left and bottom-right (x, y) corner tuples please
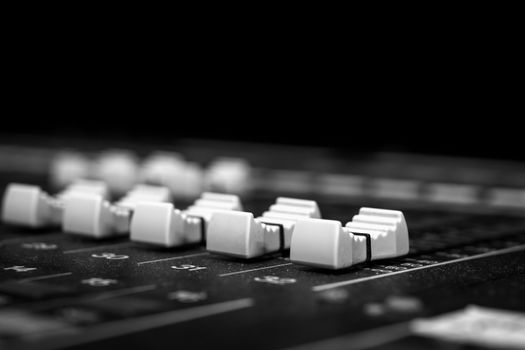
(2, 32), (521, 161)
(2, 85), (520, 161)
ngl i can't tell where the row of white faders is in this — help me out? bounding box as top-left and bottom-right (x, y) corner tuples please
(290, 208), (409, 269)
(207, 198), (321, 258)
(1, 181), (242, 244)
(51, 150), (251, 197)
(1, 180), (108, 228)
(62, 185), (172, 238)
(131, 193), (242, 247)
(205, 203), (409, 269)
(1, 182), (409, 270)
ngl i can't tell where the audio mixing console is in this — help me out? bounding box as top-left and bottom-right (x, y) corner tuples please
(0, 140), (524, 350)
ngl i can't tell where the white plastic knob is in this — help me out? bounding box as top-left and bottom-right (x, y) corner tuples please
(63, 185), (171, 238)
(207, 197), (321, 258)
(1, 184), (53, 227)
(349, 207), (409, 258)
(94, 150), (139, 194)
(139, 152), (185, 185)
(272, 198), (321, 218)
(130, 202), (185, 247)
(1, 180), (108, 228)
(290, 207), (409, 270)
(201, 192), (243, 210)
(60, 180), (109, 199)
(170, 162), (204, 198)
(205, 157), (251, 194)
(50, 151), (91, 189)
(130, 192), (242, 247)
(207, 211), (265, 258)
(140, 153), (204, 198)
(62, 194), (114, 238)
(290, 219), (358, 270)
(116, 184), (172, 209)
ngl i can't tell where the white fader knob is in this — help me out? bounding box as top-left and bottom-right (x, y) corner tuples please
(93, 150), (139, 195)
(130, 192), (242, 247)
(62, 184), (171, 238)
(290, 207), (409, 270)
(49, 151), (91, 189)
(1, 180), (108, 228)
(173, 162), (205, 198)
(139, 152), (185, 185)
(207, 198), (321, 258)
(140, 152), (204, 198)
(205, 157), (251, 194)
(346, 208), (409, 260)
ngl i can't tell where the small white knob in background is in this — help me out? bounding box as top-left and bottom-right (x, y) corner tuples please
(205, 157), (251, 195)
(93, 150), (139, 195)
(49, 151), (91, 189)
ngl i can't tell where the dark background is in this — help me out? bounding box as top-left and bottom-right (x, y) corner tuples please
(2, 24), (521, 161)
(2, 79), (519, 161)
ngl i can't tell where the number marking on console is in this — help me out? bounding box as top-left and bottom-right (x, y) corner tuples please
(21, 242), (58, 250)
(168, 290), (208, 303)
(254, 276), (297, 285)
(171, 264), (207, 271)
(3, 265), (37, 272)
(81, 278), (118, 287)
(91, 252), (129, 260)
